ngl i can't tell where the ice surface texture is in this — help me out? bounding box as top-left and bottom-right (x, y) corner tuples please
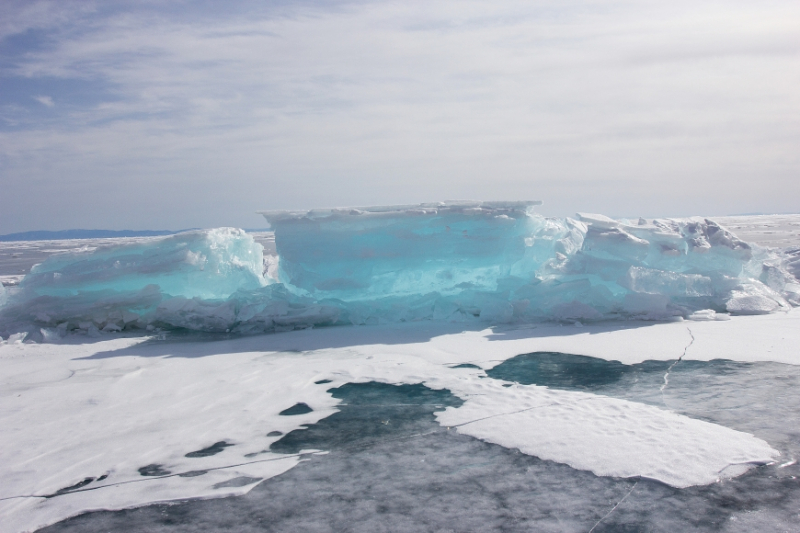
(1, 202), (798, 336)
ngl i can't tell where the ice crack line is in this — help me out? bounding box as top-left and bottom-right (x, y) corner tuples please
(450, 404), (543, 428)
(0, 452), (312, 502)
(587, 479), (639, 533)
(660, 326), (695, 401)
(0, 426), (457, 503)
(449, 396), (598, 429)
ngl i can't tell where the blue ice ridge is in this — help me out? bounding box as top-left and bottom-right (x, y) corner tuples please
(1, 202), (798, 338)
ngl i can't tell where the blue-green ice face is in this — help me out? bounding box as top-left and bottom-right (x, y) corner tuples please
(21, 228), (266, 300)
(264, 204), (792, 321)
(269, 204), (551, 299)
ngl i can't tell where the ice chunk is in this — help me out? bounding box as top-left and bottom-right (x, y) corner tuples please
(19, 227), (265, 299)
(622, 266), (714, 297)
(688, 309), (730, 321)
(262, 205), (796, 324)
(0, 229), (266, 335)
(726, 284), (785, 315)
(4, 332), (27, 344)
(784, 247), (800, 278)
(261, 201), (546, 299)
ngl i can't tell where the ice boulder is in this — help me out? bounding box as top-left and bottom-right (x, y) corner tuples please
(260, 201), (547, 299)
(544, 214), (793, 318)
(0, 229), (266, 336)
(260, 204), (794, 324)
(19, 228), (265, 299)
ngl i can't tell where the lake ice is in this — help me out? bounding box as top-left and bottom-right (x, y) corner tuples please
(1, 207), (800, 532)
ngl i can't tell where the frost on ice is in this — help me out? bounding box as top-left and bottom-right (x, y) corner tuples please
(1, 202), (798, 337)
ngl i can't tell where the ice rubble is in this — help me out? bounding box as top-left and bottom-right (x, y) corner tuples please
(1, 202), (798, 337)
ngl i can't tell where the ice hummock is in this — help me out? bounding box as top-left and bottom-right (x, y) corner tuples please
(0, 228), (269, 336)
(1, 202), (798, 337)
(18, 227), (265, 299)
(261, 202), (798, 322)
(260, 201), (547, 299)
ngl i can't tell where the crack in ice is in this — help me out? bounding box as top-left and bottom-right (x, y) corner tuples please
(0, 424), (456, 503)
(449, 405), (543, 428)
(587, 479), (639, 533)
(448, 397), (596, 429)
(0, 452), (314, 502)
(660, 326), (695, 403)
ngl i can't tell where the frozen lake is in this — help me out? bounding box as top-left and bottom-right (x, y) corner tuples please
(2, 213), (800, 532)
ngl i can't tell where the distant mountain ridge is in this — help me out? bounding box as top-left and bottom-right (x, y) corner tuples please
(0, 229), (193, 242)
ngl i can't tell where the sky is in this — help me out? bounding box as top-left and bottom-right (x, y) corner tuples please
(0, 0), (798, 232)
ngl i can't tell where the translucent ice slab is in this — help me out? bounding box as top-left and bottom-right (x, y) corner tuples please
(18, 228), (265, 299)
(260, 201), (547, 299)
(0, 228), (268, 336)
(260, 203), (797, 323)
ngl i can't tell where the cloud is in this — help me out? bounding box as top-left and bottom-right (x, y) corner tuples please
(0, 0), (799, 232)
(32, 95), (54, 107)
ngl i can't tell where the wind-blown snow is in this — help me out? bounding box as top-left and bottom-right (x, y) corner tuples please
(1, 202), (797, 338)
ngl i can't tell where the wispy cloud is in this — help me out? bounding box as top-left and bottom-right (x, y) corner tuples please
(0, 0), (798, 232)
(32, 95), (54, 107)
